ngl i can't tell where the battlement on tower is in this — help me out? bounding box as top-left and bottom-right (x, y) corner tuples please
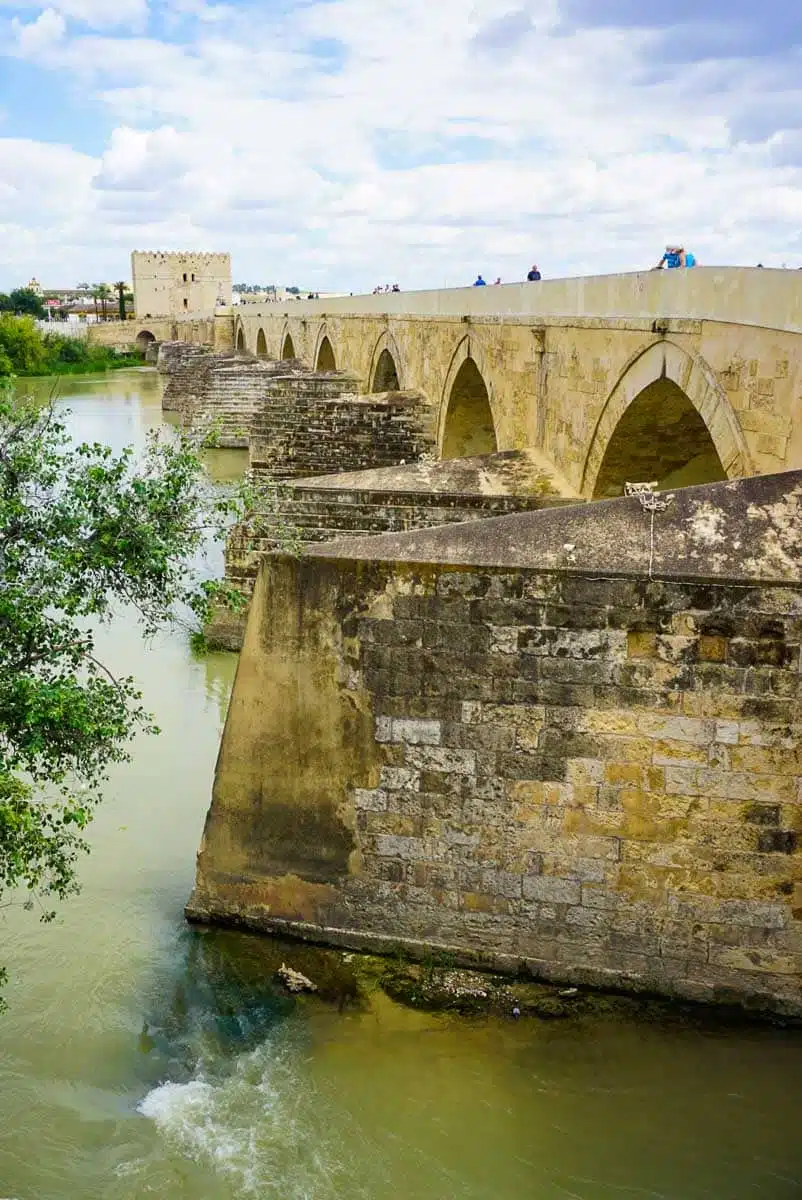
(131, 250), (232, 318)
(132, 250), (231, 261)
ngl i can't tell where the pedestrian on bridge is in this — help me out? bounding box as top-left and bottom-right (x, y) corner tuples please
(473, 274), (487, 286)
(526, 264), (542, 281)
(655, 246), (696, 269)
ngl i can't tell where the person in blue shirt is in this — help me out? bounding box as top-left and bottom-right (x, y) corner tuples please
(473, 274), (487, 286)
(655, 246), (696, 269)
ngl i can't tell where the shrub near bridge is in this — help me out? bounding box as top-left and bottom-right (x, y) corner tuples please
(0, 315), (140, 377)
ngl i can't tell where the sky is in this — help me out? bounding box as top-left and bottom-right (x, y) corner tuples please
(1, 0), (802, 291)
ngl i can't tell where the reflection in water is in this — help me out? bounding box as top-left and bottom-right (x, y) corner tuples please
(0, 372), (802, 1200)
(200, 649), (240, 721)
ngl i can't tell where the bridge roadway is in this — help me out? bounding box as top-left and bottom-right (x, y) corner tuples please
(112, 267), (802, 498)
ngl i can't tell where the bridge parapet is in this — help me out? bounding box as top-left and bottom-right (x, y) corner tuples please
(241, 269), (802, 335)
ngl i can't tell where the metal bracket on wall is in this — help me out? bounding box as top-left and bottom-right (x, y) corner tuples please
(625, 482), (675, 578)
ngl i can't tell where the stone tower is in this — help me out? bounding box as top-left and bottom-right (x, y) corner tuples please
(131, 251), (232, 318)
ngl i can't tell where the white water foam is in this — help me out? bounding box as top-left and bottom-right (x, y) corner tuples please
(137, 1037), (345, 1199)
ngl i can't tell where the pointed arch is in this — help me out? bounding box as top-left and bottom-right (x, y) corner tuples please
(256, 328), (267, 357)
(372, 348), (399, 391)
(281, 330), (296, 360)
(440, 356), (498, 460)
(316, 333), (336, 372)
(235, 325), (246, 352)
(581, 340), (753, 499)
(438, 335), (501, 459)
(368, 330), (404, 391)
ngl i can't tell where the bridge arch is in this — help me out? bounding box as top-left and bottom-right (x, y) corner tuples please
(439, 338), (499, 459)
(135, 329), (156, 353)
(256, 328), (267, 358)
(281, 328), (296, 360)
(369, 331), (404, 391)
(315, 329), (336, 372)
(235, 323), (246, 352)
(582, 340), (753, 499)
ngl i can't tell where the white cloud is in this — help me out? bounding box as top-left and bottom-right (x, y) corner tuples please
(1, 0), (147, 30)
(2, 0), (802, 287)
(11, 7), (65, 52)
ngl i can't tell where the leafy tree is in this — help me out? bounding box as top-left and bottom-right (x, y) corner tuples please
(8, 289), (46, 320)
(92, 283), (112, 321)
(0, 382), (248, 1007)
(0, 316), (47, 375)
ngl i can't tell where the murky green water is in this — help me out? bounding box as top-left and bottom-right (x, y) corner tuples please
(1, 371), (802, 1199)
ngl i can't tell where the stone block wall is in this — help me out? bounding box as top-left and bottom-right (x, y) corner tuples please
(182, 356), (314, 448)
(189, 472), (802, 1017)
(209, 486), (562, 650)
(157, 343), (311, 445)
(249, 387), (436, 482)
(208, 451), (577, 651)
(157, 341), (215, 411)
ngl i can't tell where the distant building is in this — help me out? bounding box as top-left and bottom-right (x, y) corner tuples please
(26, 277), (43, 296)
(131, 251), (232, 318)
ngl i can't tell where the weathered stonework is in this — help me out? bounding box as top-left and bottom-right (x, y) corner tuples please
(157, 341), (217, 412)
(189, 471), (802, 1018)
(169, 349), (316, 448)
(208, 450), (579, 650)
(248, 386), (434, 481)
(155, 340), (435, 462)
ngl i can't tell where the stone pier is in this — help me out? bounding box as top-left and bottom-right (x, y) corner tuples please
(189, 470), (802, 1018)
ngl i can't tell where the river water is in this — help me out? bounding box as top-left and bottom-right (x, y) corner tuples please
(1, 370), (802, 1200)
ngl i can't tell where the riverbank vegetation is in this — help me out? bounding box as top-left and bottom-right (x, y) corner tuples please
(0, 315), (140, 377)
(0, 288), (47, 319)
(0, 381), (248, 1008)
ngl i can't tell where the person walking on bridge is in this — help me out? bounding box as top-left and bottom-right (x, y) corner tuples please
(526, 264), (542, 281)
(473, 274), (487, 286)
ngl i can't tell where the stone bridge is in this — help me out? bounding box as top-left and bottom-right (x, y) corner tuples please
(178, 268), (802, 1016)
(222, 268), (802, 498)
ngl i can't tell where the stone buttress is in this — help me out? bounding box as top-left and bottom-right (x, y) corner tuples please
(188, 471), (802, 1018)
